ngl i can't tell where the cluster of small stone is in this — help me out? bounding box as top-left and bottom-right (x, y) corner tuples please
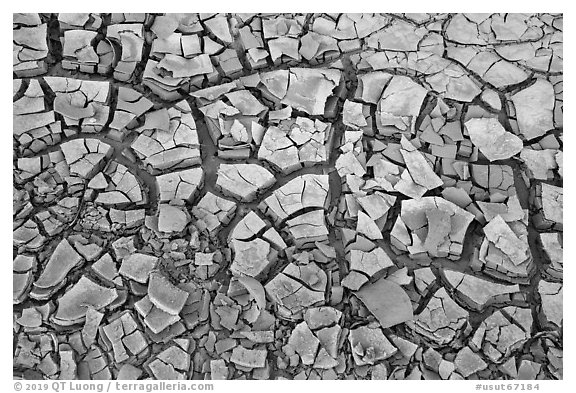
(14, 12), (562, 381)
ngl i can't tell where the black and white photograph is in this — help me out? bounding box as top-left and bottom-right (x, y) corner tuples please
(9, 5), (567, 389)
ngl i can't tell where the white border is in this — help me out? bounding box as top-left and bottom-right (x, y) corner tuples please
(3, 3), (572, 392)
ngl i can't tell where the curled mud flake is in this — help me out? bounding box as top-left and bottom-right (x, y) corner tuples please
(281, 68), (341, 116)
(406, 287), (471, 348)
(454, 346), (487, 378)
(519, 148), (558, 181)
(539, 233), (563, 281)
(441, 269), (521, 311)
(511, 79), (555, 141)
(30, 239), (83, 300)
(376, 76), (428, 136)
(538, 280), (563, 328)
(148, 271), (189, 316)
(52, 276), (119, 326)
(355, 277), (414, 329)
(531, 183), (563, 231)
(473, 196), (534, 283)
(156, 167), (204, 203)
(265, 262), (326, 321)
(230, 238), (274, 279)
(465, 118), (523, 161)
(147, 344), (191, 379)
(13, 18), (48, 77)
(391, 196), (474, 261)
(348, 326), (397, 366)
(131, 100), (201, 174)
(470, 306), (532, 363)
(119, 253), (158, 284)
(191, 192), (236, 236)
(216, 164), (276, 202)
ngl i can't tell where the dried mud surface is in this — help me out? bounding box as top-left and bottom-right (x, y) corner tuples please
(13, 13), (562, 381)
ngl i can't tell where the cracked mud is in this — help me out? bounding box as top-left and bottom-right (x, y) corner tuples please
(13, 12), (562, 381)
